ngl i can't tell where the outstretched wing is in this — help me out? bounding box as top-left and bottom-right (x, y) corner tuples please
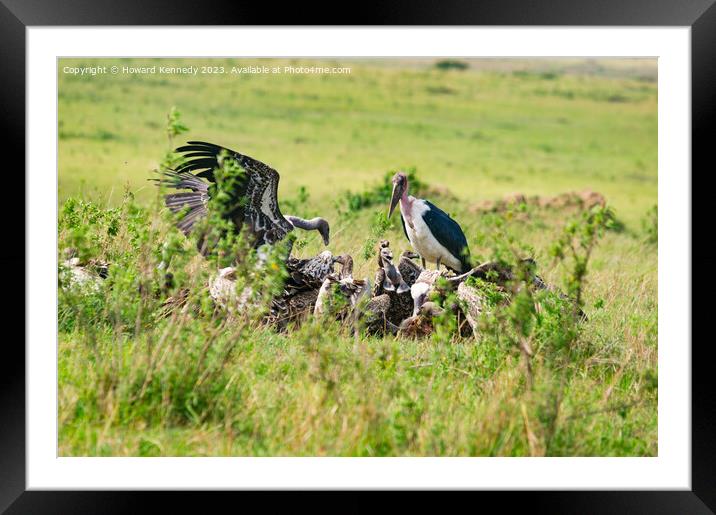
(422, 200), (471, 273)
(174, 141), (294, 245)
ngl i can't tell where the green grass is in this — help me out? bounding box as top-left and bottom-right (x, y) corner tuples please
(58, 58), (657, 457)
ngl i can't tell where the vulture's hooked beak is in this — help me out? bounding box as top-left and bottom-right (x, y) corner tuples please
(388, 182), (403, 218)
(333, 254), (354, 277)
(318, 219), (330, 246)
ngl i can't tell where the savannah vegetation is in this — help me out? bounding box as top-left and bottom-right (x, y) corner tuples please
(58, 58), (657, 456)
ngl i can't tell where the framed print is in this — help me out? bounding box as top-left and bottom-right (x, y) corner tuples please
(2, 0), (710, 512)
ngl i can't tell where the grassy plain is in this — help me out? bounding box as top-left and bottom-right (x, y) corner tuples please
(58, 58), (658, 456)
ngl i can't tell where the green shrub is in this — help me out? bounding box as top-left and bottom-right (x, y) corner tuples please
(434, 59), (469, 71)
(339, 167), (425, 215)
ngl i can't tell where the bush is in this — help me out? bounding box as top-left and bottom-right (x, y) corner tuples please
(434, 59), (469, 71)
(339, 167), (425, 215)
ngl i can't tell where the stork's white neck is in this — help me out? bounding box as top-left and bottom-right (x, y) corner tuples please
(399, 194), (416, 227)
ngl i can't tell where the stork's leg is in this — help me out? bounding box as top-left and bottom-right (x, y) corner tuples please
(421, 257), (426, 269)
(436, 257), (442, 271)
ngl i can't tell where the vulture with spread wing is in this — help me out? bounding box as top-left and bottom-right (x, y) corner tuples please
(156, 141), (330, 253)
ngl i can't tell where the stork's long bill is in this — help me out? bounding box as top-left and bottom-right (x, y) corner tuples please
(388, 176), (406, 218)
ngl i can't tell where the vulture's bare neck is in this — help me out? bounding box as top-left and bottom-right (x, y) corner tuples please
(285, 216), (323, 231)
(285, 215), (329, 245)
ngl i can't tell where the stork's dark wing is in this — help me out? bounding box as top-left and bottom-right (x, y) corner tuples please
(399, 213), (409, 242)
(174, 141), (294, 245)
(422, 200), (471, 273)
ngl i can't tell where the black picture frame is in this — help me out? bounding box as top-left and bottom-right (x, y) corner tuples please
(1, 1), (709, 512)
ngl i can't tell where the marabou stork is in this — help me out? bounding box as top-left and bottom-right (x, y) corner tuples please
(388, 172), (471, 273)
(156, 141), (330, 254)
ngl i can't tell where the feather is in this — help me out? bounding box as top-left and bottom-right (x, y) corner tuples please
(421, 200), (471, 273)
(165, 192), (207, 212)
(179, 141), (294, 243)
(157, 140), (296, 250)
(399, 213), (409, 241)
(153, 170), (208, 193)
(153, 170), (210, 235)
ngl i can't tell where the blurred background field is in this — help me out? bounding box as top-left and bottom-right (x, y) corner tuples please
(59, 57), (656, 225)
(57, 58), (658, 457)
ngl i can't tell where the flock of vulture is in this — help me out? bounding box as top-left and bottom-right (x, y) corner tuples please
(61, 140), (577, 339)
(208, 237), (547, 338)
(149, 140), (569, 338)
